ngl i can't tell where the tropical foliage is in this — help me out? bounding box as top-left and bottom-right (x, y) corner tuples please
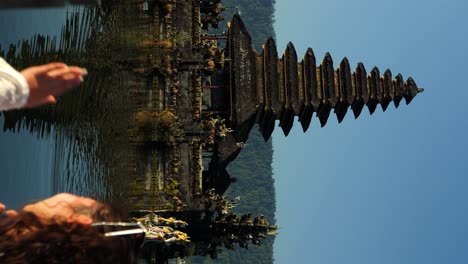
(192, 0), (278, 262)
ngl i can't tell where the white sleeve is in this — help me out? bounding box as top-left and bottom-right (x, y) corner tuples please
(0, 58), (30, 111)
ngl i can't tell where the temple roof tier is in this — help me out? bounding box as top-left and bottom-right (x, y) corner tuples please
(227, 17), (423, 141)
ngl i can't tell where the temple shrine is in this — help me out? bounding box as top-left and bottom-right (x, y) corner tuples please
(124, 0), (423, 209)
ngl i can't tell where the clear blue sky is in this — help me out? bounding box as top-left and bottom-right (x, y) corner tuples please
(273, 0), (468, 263)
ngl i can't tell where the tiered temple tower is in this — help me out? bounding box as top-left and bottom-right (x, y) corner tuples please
(227, 14), (423, 141)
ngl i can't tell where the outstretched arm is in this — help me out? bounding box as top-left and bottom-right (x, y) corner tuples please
(0, 58), (87, 111)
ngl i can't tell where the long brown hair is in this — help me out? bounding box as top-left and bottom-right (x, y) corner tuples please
(0, 204), (136, 263)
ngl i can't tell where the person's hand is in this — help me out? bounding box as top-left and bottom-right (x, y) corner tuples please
(0, 202), (18, 217)
(22, 193), (100, 225)
(20, 63), (87, 108)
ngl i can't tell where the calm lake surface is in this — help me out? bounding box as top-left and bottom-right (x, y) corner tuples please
(0, 5), (139, 208)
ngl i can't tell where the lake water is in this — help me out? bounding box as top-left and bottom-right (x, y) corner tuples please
(0, 7), (68, 208)
(0, 3), (144, 207)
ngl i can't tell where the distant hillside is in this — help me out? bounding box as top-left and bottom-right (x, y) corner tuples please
(191, 0), (277, 263)
(209, 0), (276, 50)
(227, 0), (276, 50)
